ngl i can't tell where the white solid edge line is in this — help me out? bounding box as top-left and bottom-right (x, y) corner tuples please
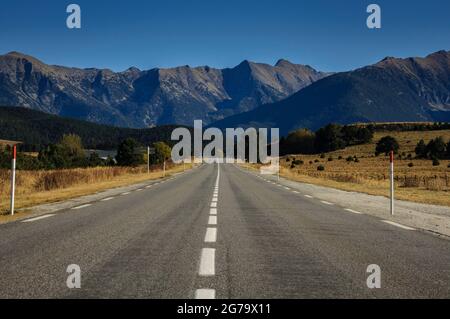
(382, 220), (416, 231)
(72, 204), (92, 210)
(199, 248), (215, 276)
(101, 197), (115, 202)
(22, 214), (56, 223)
(320, 200), (334, 205)
(195, 289), (216, 299)
(204, 227), (217, 243)
(345, 208), (363, 215)
(208, 216), (217, 225)
(210, 208), (217, 215)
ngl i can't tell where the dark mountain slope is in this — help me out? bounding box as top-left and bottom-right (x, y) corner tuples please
(212, 50), (450, 135)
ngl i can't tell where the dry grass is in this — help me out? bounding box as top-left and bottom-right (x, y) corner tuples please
(252, 129), (450, 207)
(0, 163), (192, 216)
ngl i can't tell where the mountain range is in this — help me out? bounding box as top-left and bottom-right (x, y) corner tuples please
(0, 52), (327, 128)
(213, 50), (450, 135)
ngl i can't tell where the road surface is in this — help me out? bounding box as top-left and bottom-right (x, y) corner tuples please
(0, 163), (449, 298)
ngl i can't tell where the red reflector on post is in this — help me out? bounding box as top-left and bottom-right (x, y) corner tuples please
(12, 144), (17, 159)
(389, 151), (394, 163)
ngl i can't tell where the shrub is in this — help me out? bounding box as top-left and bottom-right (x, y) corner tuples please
(328, 157), (333, 162)
(346, 156), (354, 162)
(292, 159), (303, 165)
(320, 154), (325, 159)
(314, 159), (319, 163)
(338, 156), (343, 160)
(432, 158), (440, 166)
(309, 161), (313, 164)
(317, 165), (325, 171)
(408, 162), (414, 167)
(354, 157), (360, 163)
(375, 136), (399, 156)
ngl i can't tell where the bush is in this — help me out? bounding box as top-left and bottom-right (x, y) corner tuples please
(354, 157), (360, 163)
(292, 159), (303, 165)
(314, 159), (319, 163)
(432, 158), (440, 166)
(328, 157), (333, 162)
(116, 138), (145, 167)
(286, 157), (291, 162)
(317, 165), (325, 171)
(346, 156), (354, 162)
(309, 161), (313, 164)
(408, 162), (414, 167)
(375, 136), (400, 156)
(338, 156), (343, 160)
(320, 154), (325, 159)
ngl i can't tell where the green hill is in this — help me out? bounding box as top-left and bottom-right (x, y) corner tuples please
(0, 106), (186, 151)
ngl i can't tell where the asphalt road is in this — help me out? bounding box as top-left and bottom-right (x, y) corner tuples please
(0, 163), (449, 298)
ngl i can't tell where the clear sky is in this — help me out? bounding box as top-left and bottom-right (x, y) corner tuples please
(0, 0), (449, 72)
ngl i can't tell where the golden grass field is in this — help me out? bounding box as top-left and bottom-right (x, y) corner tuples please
(0, 162), (192, 220)
(256, 130), (450, 207)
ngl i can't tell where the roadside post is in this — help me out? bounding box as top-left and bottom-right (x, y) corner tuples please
(163, 160), (166, 177)
(390, 150), (394, 216)
(147, 146), (150, 174)
(10, 144), (17, 215)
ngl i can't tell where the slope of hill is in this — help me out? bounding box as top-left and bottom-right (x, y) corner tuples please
(0, 52), (327, 127)
(212, 50), (450, 135)
(0, 107), (183, 151)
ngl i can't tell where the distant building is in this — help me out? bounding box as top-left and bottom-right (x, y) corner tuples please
(84, 149), (117, 161)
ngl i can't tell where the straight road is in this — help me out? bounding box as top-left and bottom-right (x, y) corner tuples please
(0, 163), (449, 298)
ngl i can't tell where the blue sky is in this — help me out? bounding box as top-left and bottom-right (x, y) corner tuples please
(0, 0), (449, 72)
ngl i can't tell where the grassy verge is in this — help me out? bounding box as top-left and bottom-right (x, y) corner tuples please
(0, 163), (192, 221)
(243, 129), (450, 207)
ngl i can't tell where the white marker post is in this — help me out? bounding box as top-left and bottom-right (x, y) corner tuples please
(10, 144), (17, 215)
(163, 160), (166, 178)
(389, 151), (394, 216)
(147, 146), (150, 174)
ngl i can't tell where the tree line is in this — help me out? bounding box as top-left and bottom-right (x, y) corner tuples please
(0, 134), (172, 170)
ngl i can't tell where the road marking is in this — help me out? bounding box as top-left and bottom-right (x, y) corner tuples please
(199, 248), (215, 276)
(277, 184), (283, 187)
(345, 208), (363, 215)
(72, 204), (92, 210)
(195, 289), (216, 299)
(382, 220), (415, 231)
(22, 214), (55, 223)
(121, 192), (131, 196)
(212, 197), (218, 202)
(145, 185), (152, 189)
(100, 197), (115, 202)
(204, 227), (217, 243)
(320, 200), (334, 205)
(136, 189), (143, 192)
(210, 202), (217, 208)
(304, 195), (314, 198)
(284, 187), (291, 190)
(208, 216), (217, 225)
(210, 208), (217, 215)
(292, 191), (300, 194)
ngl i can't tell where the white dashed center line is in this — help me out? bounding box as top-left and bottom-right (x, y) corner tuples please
(320, 200), (334, 205)
(195, 289), (216, 299)
(208, 216), (217, 225)
(100, 197), (115, 202)
(304, 195), (314, 199)
(204, 227), (217, 243)
(121, 192), (131, 196)
(199, 248), (215, 276)
(210, 208), (217, 215)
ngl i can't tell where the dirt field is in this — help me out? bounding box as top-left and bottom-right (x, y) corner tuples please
(261, 130), (450, 206)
